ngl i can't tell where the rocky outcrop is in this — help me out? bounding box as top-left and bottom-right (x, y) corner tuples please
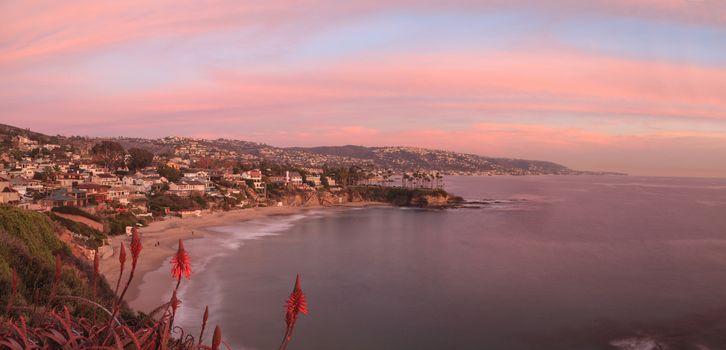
(410, 193), (450, 208)
(274, 187), (460, 208)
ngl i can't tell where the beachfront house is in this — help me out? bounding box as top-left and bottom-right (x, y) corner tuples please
(168, 178), (206, 197)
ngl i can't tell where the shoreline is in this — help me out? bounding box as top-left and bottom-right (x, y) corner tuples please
(99, 202), (389, 313)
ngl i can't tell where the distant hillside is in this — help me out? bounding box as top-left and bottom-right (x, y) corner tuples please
(296, 145), (377, 159)
(0, 123), (621, 174)
(288, 145), (573, 174)
(0, 123), (64, 145)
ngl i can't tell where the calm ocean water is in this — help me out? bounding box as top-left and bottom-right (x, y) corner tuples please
(166, 176), (726, 350)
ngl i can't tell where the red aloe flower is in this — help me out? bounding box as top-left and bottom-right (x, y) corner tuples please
(198, 305), (209, 346)
(170, 239), (192, 281)
(92, 250), (100, 299)
(114, 242), (127, 297)
(93, 250), (100, 275)
(119, 242), (127, 267)
(212, 325), (222, 350)
(284, 274), (309, 328)
(130, 228), (142, 268)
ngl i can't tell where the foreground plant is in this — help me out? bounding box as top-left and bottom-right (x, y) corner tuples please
(1, 230), (309, 349)
(279, 274), (309, 350)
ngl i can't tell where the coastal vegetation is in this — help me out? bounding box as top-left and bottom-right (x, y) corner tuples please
(0, 205), (115, 313)
(0, 205), (309, 349)
(148, 193), (208, 215)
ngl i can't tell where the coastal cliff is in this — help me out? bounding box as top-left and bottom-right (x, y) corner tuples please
(272, 186), (460, 208)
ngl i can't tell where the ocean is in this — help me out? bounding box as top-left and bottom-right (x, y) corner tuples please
(145, 176), (726, 349)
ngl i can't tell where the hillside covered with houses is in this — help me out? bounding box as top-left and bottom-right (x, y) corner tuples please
(0, 124), (474, 261)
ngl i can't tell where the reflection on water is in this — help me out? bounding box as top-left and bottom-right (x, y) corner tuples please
(168, 176), (726, 350)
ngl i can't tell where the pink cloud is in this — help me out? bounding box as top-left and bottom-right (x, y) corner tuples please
(2, 0), (725, 67)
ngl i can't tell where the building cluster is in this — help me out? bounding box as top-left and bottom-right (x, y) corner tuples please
(0, 135), (352, 216)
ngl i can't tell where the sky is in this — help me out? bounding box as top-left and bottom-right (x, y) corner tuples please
(1, 1), (726, 177)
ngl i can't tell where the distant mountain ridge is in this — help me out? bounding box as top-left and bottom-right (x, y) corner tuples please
(288, 145), (575, 174)
(0, 123), (623, 175)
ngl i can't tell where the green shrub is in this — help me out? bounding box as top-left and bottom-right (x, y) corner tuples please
(107, 212), (144, 235)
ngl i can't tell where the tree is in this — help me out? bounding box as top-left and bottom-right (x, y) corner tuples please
(157, 165), (181, 182)
(91, 141), (125, 170)
(127, 148), (154, 172)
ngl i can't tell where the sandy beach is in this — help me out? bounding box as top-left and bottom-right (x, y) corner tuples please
(99, 202), (387, 313)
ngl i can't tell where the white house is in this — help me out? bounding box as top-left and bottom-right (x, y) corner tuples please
(168, 179), (206, 197)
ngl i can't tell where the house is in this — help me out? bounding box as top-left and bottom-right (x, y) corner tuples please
(183, 171), (210, 181)
(165, 161), (182, 170)
(267, 175), (287, 185)
(92, 173), (120, 186)
(287, 171), (303, 186)
(44, 188), (88, 207)
(57, 172), (85, 188)
(168, 179), (206, 197)
(307, 175), (321, 187)
(241, 169), (263, 181)
(0, 187), (20, 203)
(222, 172), (242, 181)
(122, 175), (157, 193)
(241, 169), (264, 190)
(10, 177), (43, 196)
(140, 174), (167, 188)
(76, 183), (109, 202)
(324, 176), (337, 186)
(183, 170), (212, 192)
(0, 177), (20, 204)
(108, 186), (132, 204)
(20, 167), (36, 179)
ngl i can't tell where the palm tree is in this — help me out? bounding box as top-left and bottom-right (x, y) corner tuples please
(435, 173), (444, 189)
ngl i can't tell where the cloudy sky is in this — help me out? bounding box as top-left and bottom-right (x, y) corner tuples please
(2, 1), (725, 177)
